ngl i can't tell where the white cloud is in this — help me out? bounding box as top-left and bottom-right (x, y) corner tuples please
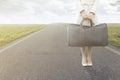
(0, 0), (119, 24)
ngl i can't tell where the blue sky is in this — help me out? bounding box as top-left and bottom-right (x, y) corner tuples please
(0, 0), (120, 24)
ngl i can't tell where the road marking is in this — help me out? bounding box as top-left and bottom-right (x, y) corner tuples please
(105, 46), (120, 56)
(0, 29), (45, 53)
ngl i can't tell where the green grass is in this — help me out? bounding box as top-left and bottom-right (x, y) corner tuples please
(0, 24), (47, 46)
(108, 23), (120, 47)
(63, 24), (69, 27)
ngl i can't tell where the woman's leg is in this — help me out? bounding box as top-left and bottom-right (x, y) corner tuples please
(87, 47), (93, 66)
(80, 47), (87, 66)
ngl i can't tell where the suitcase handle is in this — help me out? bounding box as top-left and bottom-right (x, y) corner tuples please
(80, 18), (95, 27)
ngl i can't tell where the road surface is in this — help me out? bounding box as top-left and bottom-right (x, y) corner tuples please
(0, 24), (120, 80)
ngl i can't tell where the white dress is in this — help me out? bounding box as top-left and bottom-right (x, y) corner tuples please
(76, 0), (99, 26)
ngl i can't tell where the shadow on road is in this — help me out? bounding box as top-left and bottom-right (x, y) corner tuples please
(84, 66), (117, 80)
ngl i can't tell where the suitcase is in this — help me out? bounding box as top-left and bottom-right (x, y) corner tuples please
(67, 19), (108, 47)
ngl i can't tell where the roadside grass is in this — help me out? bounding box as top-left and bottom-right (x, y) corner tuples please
(63, 24), (69, 27)
(107, 23), (120, 46)
(0, 24), (47, 46)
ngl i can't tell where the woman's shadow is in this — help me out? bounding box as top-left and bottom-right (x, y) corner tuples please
(84, 66), (117, 80)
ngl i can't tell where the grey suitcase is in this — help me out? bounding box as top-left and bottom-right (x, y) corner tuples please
(67, 19), (108, 47)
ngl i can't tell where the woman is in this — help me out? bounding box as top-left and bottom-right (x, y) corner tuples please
(77, 0), (99, 66)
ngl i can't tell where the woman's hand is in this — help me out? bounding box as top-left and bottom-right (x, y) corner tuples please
(87, 12), (95, 19)
(81, 10), (88, 19)
(81, 11), (95, 19)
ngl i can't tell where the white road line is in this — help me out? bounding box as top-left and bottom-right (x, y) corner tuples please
(105, 46), (120, 56)
(0, 30), (43, 53)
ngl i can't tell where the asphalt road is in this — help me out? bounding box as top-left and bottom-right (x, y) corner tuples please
(0, 24), (120, 80)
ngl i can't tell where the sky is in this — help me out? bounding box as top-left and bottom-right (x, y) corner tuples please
(0, 0), (120, 24)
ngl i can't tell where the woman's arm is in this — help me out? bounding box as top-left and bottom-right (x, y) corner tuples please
(77, 0), (84, 14)
(90, 0), (98, 15)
